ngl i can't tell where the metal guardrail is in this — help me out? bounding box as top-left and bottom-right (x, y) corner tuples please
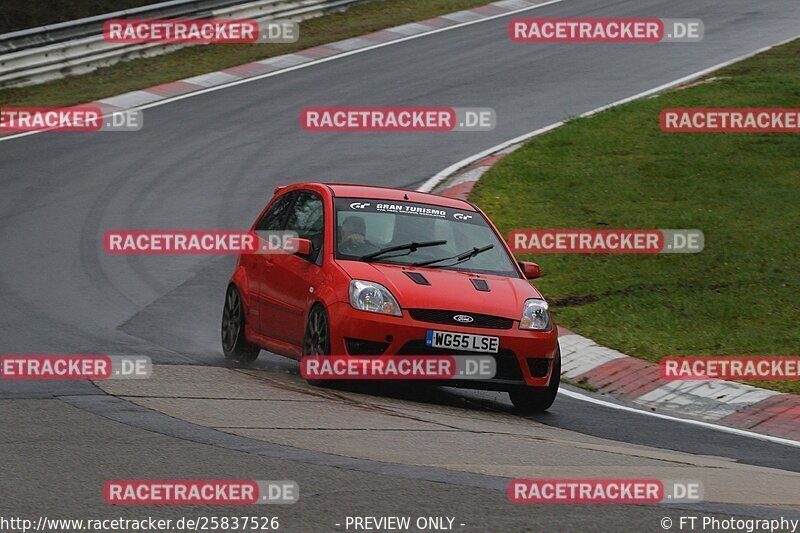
(0, 0), (365, 88)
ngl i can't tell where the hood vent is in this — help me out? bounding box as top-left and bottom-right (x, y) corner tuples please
(403, 271), (431, 285)
(470, 278), (490, 292)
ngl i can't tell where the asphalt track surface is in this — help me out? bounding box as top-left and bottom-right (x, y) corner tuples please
(2, 0), (800, 530)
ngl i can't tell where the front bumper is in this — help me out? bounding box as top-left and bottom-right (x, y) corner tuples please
(326, 301), (559, 389)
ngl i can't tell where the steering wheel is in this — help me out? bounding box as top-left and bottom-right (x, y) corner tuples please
(339, 235), (377, 256)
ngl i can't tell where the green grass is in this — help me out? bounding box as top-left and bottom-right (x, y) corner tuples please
(0, 0), (490, 108)
(471, 39), (800, 394)
(1, 0), (159, 34)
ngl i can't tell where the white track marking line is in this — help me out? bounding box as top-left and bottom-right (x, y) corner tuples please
(0, 0), (567, 143)
(419, 33), (800, 192)
(558, 388), (800, 448)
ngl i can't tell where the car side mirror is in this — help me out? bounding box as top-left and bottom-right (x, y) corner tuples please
(519, 261), (541, 279)
(288, 238), (312, 257)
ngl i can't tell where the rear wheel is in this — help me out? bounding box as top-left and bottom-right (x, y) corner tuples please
(509, 346), (561, 413)
(221, 284), (260, 363)
(303, 304), (331, 386)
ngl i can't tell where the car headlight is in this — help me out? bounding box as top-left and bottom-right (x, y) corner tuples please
(349, 280), (402, 316)
(519, 299), (551, 330)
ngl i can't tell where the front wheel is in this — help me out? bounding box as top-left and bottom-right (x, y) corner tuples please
(509, 346), (561, 413)
(303, 304), (331, 387)
(221, 284), (260, 363)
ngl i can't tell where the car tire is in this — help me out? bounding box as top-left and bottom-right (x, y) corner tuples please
(221, 284), (260, 363)
(303, 304), (331, 387)
(509, 345), (561, 413)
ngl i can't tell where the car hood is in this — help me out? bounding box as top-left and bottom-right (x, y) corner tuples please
(337, 260), (543, 319)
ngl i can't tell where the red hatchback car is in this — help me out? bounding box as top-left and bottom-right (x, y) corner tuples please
(222, 183), (561, 411)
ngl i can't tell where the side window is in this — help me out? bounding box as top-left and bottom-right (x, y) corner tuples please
(256, 192), (295, 231)
(286, 191), (324, 262)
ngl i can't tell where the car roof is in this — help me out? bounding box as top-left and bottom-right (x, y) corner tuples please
(319, 183), (478, 211)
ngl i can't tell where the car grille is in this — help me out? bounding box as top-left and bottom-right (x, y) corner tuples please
(407, 309), (514, 330)
(397, 341), (523, 380)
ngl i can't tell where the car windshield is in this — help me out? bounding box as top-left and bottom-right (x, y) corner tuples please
(334, 197), (519, 277)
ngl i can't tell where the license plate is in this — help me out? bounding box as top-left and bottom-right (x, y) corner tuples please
(425, 330), (499, 354)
